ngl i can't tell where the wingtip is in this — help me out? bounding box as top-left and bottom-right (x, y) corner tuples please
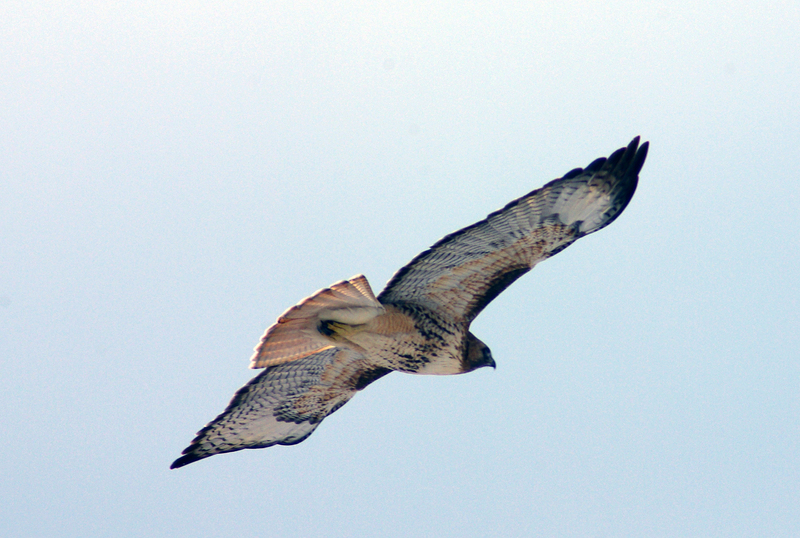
(171, 443), (212, 469)
(170, 454), (198, 469)
(635, 140), (649, 170)
(612, 136), (648, 178)
(627, 137), (649, 178)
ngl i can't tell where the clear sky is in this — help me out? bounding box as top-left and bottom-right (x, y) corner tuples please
(2, 1), (799, 537)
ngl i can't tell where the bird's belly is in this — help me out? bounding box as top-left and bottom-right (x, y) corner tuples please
(349, 332), (463, 375)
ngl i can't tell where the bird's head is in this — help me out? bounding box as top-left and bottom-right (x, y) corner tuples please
(462, 332), (496, 372)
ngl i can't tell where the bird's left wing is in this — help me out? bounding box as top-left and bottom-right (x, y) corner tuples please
(378, 137), (648, 323)
(171, 347), (391, 468)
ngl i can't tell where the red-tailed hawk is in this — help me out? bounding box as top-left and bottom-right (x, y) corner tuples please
(171, 137), (648, 468)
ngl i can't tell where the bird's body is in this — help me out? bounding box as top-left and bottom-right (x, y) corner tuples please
(171, 137), (648, 469)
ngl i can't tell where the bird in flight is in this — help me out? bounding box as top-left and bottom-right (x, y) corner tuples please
(171, 137), (648, 468)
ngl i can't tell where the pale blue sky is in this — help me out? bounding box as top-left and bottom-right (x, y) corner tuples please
(2, 2), (799, 537)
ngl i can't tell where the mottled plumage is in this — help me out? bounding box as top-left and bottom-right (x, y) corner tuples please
(171, 137), (648, 468)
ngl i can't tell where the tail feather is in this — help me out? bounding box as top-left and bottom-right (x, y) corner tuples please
(250, 275), (384, 368)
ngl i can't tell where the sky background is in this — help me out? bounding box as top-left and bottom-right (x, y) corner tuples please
(2, 1), (799, 537)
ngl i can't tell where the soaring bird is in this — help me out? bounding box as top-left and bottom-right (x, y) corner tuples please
(171, 137), (648, 469)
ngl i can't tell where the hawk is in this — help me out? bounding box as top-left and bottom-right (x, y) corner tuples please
(171, 137), (648, 468)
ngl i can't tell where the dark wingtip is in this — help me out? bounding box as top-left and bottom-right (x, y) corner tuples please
(611, 137), (648, 179)
(611, 137), (640, 175)
(585, 136), (649, 233)
(170, 451), (204, 469)
(632, 140), (649, 175)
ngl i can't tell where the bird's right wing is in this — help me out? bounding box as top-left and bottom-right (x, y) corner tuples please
(378, 138), (648, 324)
(171, 347), (391, 468)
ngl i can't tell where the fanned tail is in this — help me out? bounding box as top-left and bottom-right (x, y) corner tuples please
(250, 275), (384, 368)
